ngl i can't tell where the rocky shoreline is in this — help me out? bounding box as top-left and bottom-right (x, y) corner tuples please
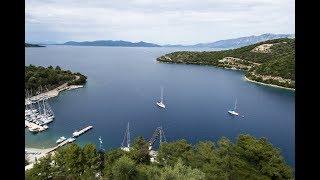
(243, 76), (295, 91)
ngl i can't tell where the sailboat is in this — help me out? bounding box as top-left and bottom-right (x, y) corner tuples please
(228, 99), (239, 116)
(156, 87), (166, 108)
(121, 122), (131, 152)
(99, 136), (105, 151)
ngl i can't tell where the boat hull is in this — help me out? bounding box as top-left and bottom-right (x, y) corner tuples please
(156, 102), (166, 108)
(228, 110), (239, 116)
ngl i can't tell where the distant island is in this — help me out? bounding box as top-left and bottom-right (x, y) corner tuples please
(25, 43), (45, 47)
(62, 40), (161, 47)
(25, 65), (87, 96)
(157, 38), (295, 89)
(50, 33), (294, 48)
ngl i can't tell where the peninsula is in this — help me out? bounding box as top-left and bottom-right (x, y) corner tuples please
(25, 43), (45, 47)
(157, 38), (295, 89)
(25, 65), (87, 101)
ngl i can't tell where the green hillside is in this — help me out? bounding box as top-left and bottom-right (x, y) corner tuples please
(157, 38), (295, 89)
(25, 65), (87, 96)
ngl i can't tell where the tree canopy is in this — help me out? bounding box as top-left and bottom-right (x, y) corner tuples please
(157, 38), (295, 88)
(25, 134), (293, 180)
(25, 65), (87, 96)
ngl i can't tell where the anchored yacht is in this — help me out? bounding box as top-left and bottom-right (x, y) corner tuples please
(228, 99), (239, 116)
(156, 87), (166, 108)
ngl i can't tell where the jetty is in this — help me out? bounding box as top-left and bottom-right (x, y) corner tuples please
(25, 125), (93, 171)
(46, 125), (93, 153)
(45, 137), (76, 154)
(73, 125), (93, 137)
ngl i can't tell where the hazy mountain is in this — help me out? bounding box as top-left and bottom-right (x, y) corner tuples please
(53, 33), (294, 48)
(62, 40), (161, 47)
(189, 33), (294, 48)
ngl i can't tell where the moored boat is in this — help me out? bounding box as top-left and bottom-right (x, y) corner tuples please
(56, 136), (67, 144)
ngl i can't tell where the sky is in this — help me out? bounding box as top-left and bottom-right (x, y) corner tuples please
(25, 0), (295, 45)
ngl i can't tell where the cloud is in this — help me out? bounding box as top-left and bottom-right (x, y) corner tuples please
(25, 0), (295, 44)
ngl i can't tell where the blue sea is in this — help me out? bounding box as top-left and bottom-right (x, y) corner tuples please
(25, 46), (295, 166)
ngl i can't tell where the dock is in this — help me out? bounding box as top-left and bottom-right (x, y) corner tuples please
(45, 125), (93, 154)
(73, 125), (93, 137)
(45, 138), (76, 154)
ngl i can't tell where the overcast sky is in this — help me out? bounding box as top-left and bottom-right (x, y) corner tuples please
(25, 0), (295, 45)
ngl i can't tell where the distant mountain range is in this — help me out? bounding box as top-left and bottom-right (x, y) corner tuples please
(35, 33), (294, 48)
(62, 40), (161, 47)
(186, 33), (294, 48)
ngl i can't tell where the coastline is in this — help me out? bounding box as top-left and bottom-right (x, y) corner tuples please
(243, 76), (295, 91)
(26, 83), (84, 104)
(158, 60), (294, 91)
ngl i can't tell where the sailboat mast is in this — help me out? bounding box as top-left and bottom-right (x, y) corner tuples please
(38, 101), (41, 114)
(43, 99), (46, 115)
(127, 122), (130, 148)
(234, 99), (237, 110)
(160, 87), (164, 102)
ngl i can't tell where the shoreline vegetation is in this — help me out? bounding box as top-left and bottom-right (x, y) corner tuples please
(157, 38), (295, 90)
(25, 65), (87, 101)
(25, 134), (293, 179)
(243, 76), (295, 91)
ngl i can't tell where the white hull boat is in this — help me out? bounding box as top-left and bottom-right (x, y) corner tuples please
(56, 136), (67, 144)
(156, 87), (166, 109)
(228, 99), (239, 116)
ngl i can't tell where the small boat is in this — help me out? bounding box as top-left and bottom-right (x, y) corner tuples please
(228, 99), (239, 116)
(73, 130), (80, 137)
(29, 127), (39, 133)
(67, 137), (76, 143)
(56, 136), (66, 144)
(156, 87), (166, 108)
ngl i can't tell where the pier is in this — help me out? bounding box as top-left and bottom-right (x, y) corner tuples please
(45, 137), (76, 154)
(25, 125), (93, 171)
(73, 125), (93, 137)
(45, 125), (93, 154)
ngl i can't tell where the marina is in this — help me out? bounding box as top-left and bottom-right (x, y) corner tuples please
(25, 95), (55, 133)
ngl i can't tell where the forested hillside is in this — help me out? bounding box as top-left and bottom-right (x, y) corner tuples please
(25, 65), (87, 95)
(157, 38), (295, 89)
(25, 134), (293, 179)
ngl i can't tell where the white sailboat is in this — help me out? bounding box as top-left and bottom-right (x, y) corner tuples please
(228, 99), (239, 116)
(99, 136), (105, 151)
(156, 87), (166, 108)
(121, 122), (131, 152)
